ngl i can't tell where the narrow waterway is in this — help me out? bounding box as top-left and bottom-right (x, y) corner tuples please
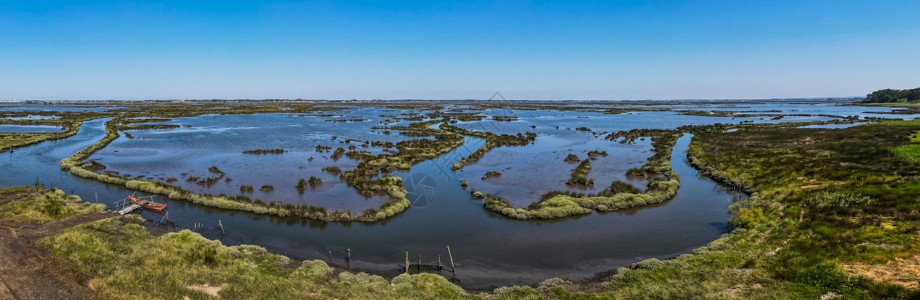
(0, 119), (744, 289)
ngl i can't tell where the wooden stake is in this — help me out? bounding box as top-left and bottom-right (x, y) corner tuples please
(405, 252), (409, 274)
(417, 255), (421, 270)
(446, 246), (456, 277)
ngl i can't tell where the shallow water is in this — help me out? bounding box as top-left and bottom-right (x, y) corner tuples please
(91, 112), (420, 210)
(0, 101), (896, 289)
(0, 117), (742, 288)
(0, 124), (64, 133)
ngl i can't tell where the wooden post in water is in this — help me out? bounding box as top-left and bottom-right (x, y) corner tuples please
(446, 246), (456, 278)
(404, 252), (409, 274)
(417, 255), (421, 271)
(158, 212), (169, 224)
(438, 255), (442, 271)
(328, 250), (332, 263)
(347, 248), (351, 269)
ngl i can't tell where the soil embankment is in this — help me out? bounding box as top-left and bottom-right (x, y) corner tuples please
(0, 213), (110, 300)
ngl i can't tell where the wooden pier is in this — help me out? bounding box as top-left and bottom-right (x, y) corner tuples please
(117, 204), (141, 215)
(405, 252), (445, 272)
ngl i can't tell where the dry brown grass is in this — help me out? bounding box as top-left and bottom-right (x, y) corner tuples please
(843, 255), (920, 290)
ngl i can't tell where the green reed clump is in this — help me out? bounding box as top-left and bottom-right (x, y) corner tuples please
(587, 150), (608, 158)
(481, 171), (502, 180)
(564, 154), (580, 163)
(295, 179), (308, 193)
(322, 166), (342, 174)
(242, 148), (286, 155)
(566, 159), (594, 186)
(308, 176), (322, 186)
(331, 147), (346, 160)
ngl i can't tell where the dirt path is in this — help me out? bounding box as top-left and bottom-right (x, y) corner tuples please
(0, 213), (112, 300)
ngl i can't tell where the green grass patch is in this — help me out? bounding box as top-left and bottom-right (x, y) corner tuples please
(40, 217), (479, 299)
(0, 186), (105, 224)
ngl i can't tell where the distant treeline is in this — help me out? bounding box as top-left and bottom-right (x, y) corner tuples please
(863, 87), (920, 103)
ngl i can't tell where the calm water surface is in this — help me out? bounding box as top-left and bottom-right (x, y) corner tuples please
(0, 102), (906, 288)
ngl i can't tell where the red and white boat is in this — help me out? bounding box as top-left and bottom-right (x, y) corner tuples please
(128, 195), (167, 211)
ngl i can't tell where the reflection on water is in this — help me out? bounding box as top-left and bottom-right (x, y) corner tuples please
(0, 101), (900, 288)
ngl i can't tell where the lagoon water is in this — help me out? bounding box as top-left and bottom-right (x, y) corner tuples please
(0, 102), (912, 288)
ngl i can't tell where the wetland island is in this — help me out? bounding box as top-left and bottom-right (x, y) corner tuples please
(3, 1), (920, 299)
(3, 97), (920, 299)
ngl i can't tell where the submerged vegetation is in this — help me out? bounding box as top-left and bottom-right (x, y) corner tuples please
(242, 148), (286, 155)
(481, 171), (502, 180)
(563, 153), (580, 163)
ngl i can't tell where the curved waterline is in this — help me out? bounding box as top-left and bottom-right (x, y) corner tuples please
(1, 120), (744, 289)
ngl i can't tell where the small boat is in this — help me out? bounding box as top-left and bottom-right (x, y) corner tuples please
(128, 195), (167, 211)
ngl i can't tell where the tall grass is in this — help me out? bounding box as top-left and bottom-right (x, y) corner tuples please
(40, 217), (477, 299)
(0, 186), (105, 224)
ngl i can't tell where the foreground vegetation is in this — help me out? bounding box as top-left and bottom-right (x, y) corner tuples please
(668, 118), (920, 298)
(0, 186), (105, 224)
(40, 217), (480, 299)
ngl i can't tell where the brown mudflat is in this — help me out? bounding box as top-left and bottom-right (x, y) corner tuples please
(0, 213), (110, 300)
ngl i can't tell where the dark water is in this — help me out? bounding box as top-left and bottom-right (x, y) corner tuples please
(0, 118), (742, 288)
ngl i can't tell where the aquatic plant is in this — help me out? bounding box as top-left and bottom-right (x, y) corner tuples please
(564, 154), (580, 163)
(565, 159), (594, 186)
(208, 165), (224, 174)
(331, 147), (346, 160)
(242, 148), (286, 155)
(321, 166), (342, 174)
(482, 171), (502, 180)
(587, 150), (608, 159)
(308, 176), (322, 186)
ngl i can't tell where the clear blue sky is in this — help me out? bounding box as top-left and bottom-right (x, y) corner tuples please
(1, 1), (919, 100)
